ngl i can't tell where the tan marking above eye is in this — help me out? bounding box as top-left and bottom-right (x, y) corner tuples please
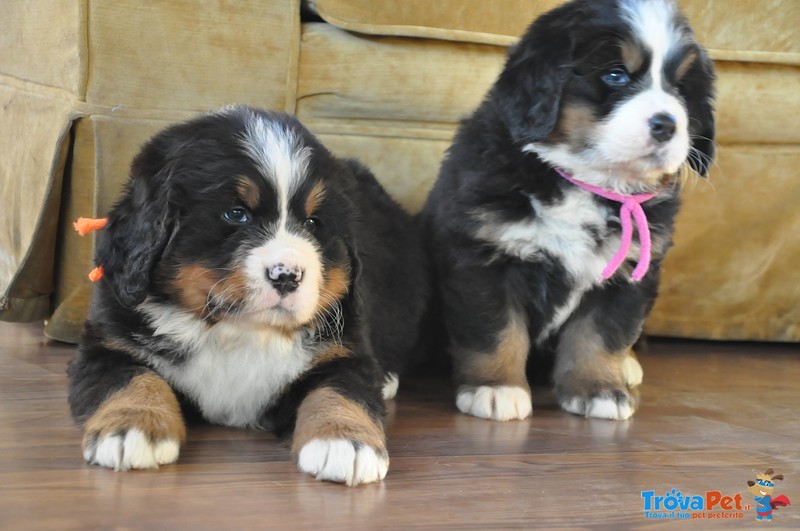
(675, 50), (698, 80)
(304, 180), (327, 217)
(620, 40), (644, 73)
(236, 176), (261, 210)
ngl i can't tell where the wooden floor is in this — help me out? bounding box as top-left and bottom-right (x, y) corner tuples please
(0, 321), (798, 529)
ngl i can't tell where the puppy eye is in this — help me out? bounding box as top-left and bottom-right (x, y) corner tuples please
(303, 217), (320, 232)
(601, 67), (631, 87)
(223, 207), (250, 224)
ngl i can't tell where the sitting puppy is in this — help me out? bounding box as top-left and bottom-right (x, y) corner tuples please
(68, 106), (429, 485)
(422, 0), (715, 420)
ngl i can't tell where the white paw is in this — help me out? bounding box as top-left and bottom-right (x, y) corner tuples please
(560, 392), (635, 420)
(84, 429), (180, 471)
(456, 385), (532, 421)
(621, 356), (643, 387)
(297, 438), (388, 486)
(382, 372), (399, 400)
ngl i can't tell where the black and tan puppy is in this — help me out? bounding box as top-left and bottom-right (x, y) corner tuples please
(68, 106), (429, 485)
(422, 0), (714, 420)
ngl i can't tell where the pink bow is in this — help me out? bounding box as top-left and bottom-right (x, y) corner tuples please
(554, 168), (658, 282)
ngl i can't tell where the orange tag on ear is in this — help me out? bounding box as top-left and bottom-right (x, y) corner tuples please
(88, 266), (104, 282)
(73, 217), (109, 236)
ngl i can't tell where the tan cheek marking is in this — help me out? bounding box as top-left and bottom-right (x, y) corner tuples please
(82, 372), (186, 450)
(549, 104), (597, 148)
(455, 310), (530, 390)
(171, 264), (248, 319)
(236, 176), (261, 210)
(318, 263), (351, 313)
(291, 386), (386, 456)
(170, 264), (218, 316)
(304, 180), (327, 217)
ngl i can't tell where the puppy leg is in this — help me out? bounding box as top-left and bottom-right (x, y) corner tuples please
(69, 348), (186, 470)
(553, 282), (653, 420)
(452, 311), (532, 422)
(291, 352), (388, 486)
(293, 388), (388, 486)
(442, 267), (532, 421)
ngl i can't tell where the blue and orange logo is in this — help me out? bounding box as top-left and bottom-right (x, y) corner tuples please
(641, 489), (747, 520)
(641, 468), (792, 521)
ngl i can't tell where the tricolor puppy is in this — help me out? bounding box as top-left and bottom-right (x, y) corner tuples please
(68, 106), (429, 485)
(422, 0), (714, 420)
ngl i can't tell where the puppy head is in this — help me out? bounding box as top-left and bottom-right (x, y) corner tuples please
(494, 0), (715, 190)
(97, 106), (356, 331)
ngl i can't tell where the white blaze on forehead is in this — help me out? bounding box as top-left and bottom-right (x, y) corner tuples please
(239, 112), (312, 228)
(620, 0), (680, 87)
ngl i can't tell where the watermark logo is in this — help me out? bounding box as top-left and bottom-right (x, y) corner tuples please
(746, 468), (791, 522)
(640, 489), (747, 521)
(641, 468), (793, 522)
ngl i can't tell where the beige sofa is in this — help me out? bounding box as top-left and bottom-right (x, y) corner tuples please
(1, 0), (798, 343)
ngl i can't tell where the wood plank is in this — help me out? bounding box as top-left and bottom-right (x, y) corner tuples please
(0, 322), (798, 529)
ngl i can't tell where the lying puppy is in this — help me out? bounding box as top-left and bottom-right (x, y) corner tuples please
(68, 106), (429, 485)
(422, 0), (715, 420)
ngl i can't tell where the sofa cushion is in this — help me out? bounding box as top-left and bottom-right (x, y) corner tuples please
(0, 0), (85, 96)
(298, 23), (800, 147)
(85, 0), (301, 112)
(648, 144), (800, 341)
(311, 0), (800, 64)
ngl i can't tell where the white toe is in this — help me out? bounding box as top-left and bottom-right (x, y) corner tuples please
(585, 397), (625, 420)
(621, 356), (643, 387)
(93, 434), (126, 470)
(86, 429), (180, 471)
(297, 438), (388, 486)
(456, 385), (532, 421)
(382, 372), (399, 401)
(560, 394), (634, 421)
(152, 438), (181, 464)
(560, 396), (584, 416)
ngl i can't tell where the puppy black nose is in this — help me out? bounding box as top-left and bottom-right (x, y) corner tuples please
(649, 113), (677, 143)
(267, 264), (303, 295)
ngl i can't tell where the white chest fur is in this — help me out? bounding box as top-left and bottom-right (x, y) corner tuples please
(139, 303), (313, 428)
(475, 189), (626, 341)
(478, 189), (617, 280)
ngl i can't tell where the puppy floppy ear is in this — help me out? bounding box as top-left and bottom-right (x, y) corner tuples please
(491, 8), (575, 144)
(95, 144), (178, 308)
(681, 47), (716, 177)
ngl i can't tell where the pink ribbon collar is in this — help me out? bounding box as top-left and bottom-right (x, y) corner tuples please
(554, 168), (659, 282)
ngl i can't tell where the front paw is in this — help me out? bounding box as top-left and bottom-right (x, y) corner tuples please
(82, 407), (186, 471)
(84, 425), (181, 471)
(456, 385), (533, 421)
(555, 351), (643, 420)
(297, 439), (389, 486)
(558, 389), (639, 420)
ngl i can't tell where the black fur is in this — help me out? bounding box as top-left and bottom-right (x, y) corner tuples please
(422, 0), (715, 419)
(67, 107), (429, 478)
